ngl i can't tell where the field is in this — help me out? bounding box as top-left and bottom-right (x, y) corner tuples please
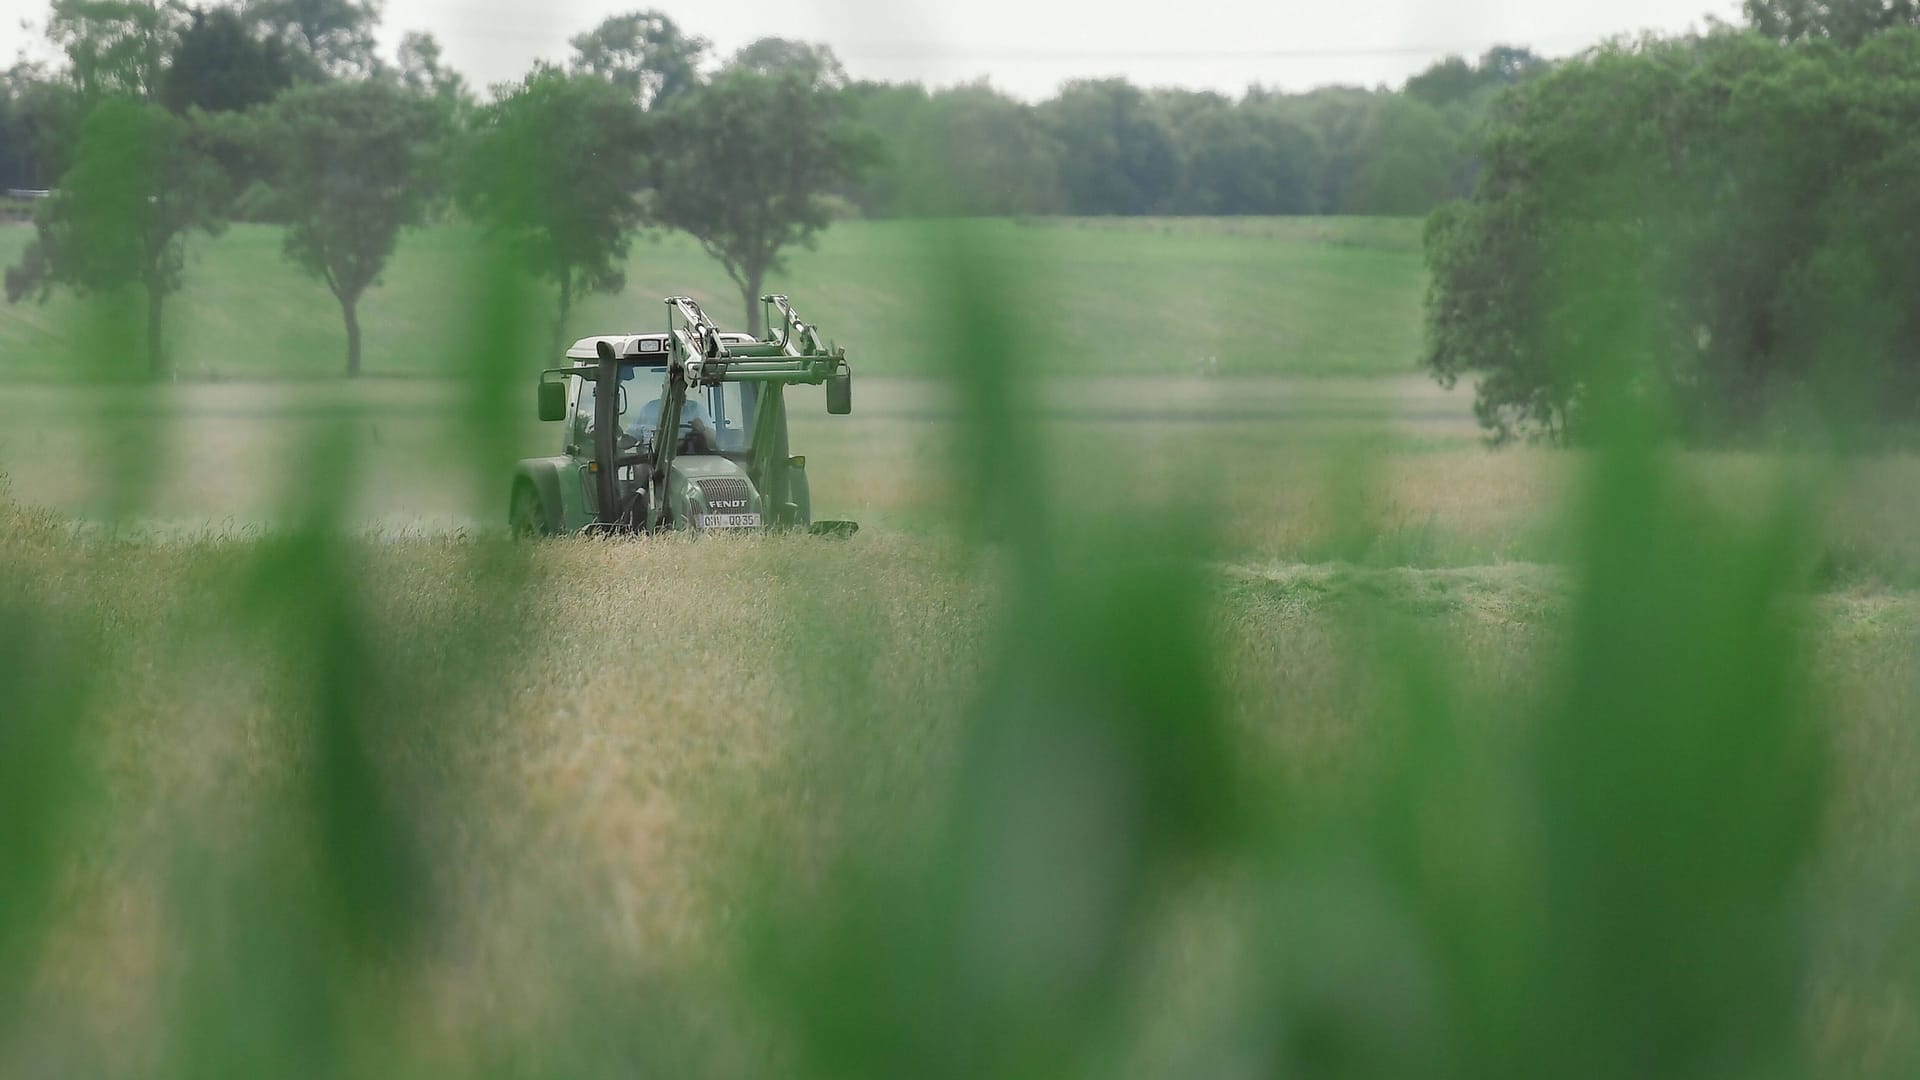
(0, 217), (1428, 379)
(5, 218), (1920, 1076)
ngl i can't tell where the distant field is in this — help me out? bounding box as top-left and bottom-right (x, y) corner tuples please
(0, 216), (1428, 380)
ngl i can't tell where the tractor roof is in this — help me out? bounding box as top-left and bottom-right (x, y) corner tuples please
(565, 332), (757, 361)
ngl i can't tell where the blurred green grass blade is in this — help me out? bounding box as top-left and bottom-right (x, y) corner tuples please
(743, 228), (1244, 1080)
(0, 590), (94, 1021)
(1530, 434), (1824, 1079)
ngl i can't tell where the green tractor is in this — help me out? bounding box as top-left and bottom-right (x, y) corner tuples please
(509, 294), (856, 538)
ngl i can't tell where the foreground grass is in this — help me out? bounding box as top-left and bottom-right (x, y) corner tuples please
(4, 497), (1918, 1074)
(0, 217), (1427, 380)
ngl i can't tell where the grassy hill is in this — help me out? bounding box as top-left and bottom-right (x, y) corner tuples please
(0, 216), (1428, 380)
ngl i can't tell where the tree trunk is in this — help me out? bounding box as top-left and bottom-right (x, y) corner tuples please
(742, 268), (765, 337)
(555, 271), (573, 348)
(146, 286), (165, 377)
(343, 294), (362, 377)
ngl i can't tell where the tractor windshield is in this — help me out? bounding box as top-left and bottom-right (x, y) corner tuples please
(577, 371), (755, 454)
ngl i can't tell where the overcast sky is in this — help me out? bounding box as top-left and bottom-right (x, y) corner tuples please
(2, 0), (1745, 100)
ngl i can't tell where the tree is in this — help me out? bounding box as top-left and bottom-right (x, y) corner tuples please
(1745, 0), (1920, 46)
(1282, 85), (1383, 214)
(649, 65), (872, 334)
(461, 66), (647, 341)
(0, 64), (81, 188)
(838, 80), (930, 216)
(243, 0), (380, 79)
(162, 5), (294, 113)
(1404, 47), (1546, 108)
(846, 80), (1061, 217)
(395, 30), (470, 204)
(5, 98), (226, 374)
(1424, 29), (1920, 443)
(1425, 38), (1718, 442)
(1152, 87), (1233, 129)
(256, 80), (443, 376)
(46, 0), (184, 100)
(0, 85), (33, 190)
(1479, 44), (1549, 83)
(1174, 100), (1321, 214)
(568, 10), (707, 110)
(921, 82), (1062, 216)
(1038, 79), (1180, 215)
(727, 37), (846, 87)
(1349, 95), (1472, 214)
(396, 30), (465, 106)
(1405, 56), (1482, 108)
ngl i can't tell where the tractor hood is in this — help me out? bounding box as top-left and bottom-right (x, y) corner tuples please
(671, 455), (752, 483)
(669, 455), (763, 527)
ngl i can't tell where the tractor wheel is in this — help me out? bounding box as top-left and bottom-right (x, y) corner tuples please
(510, 482), (546, 540)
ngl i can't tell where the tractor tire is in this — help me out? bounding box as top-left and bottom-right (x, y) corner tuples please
(510, 482), (547, 540)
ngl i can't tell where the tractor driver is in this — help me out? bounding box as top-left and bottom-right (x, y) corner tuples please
(629, 395), (719, 454)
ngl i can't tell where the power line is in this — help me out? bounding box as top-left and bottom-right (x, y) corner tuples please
(379, 20), (1616, 60)
(818, 26), (1625, 63)
(829, 44), (1550, 62)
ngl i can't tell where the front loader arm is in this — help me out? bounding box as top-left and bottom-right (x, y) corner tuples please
(747, 378), (792, 519)
(647, 357), (688, 531)
(765, 295), (830, 358)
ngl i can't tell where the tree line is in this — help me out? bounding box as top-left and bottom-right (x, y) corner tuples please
(1, 2), (867, 376)
(847, 47), (1542, 219)
(0, 3), (1547, 216)
(0, 1), (1554, 376)
(1425, 0), (1920, 443)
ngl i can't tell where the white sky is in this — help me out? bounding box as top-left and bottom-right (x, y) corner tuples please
(2, 0), (1744, 100)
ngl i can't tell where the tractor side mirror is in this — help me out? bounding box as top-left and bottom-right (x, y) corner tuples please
(826, 371), (852, 416)
(537, 380), (567, 422)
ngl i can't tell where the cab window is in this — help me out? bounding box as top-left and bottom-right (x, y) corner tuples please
(575, 369), (755, 454)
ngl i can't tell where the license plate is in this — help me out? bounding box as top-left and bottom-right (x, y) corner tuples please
(697, 513), (761, 529)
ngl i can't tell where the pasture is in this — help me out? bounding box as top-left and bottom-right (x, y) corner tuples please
(0, 216), (1427, 380)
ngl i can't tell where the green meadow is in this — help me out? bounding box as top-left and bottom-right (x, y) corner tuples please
(0, 216), (1428, 380)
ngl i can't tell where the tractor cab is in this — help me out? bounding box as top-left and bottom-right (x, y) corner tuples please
(573, 354), (757, 458)
(509, 296), (856, 538)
